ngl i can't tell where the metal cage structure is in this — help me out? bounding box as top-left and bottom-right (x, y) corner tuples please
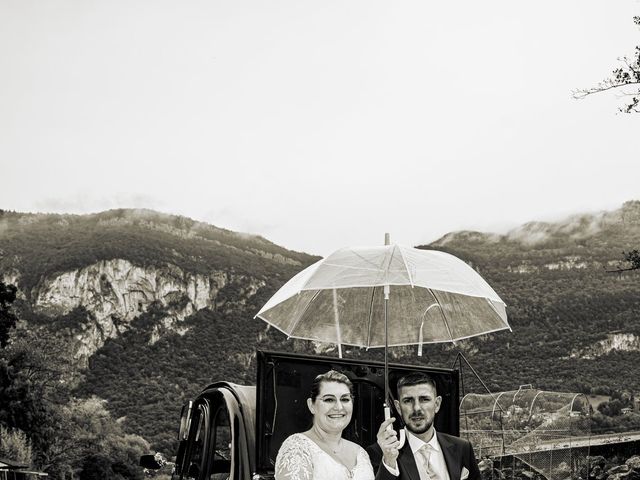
(460, 385), (591, 480)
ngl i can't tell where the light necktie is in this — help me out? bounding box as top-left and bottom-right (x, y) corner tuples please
(418, 444), (440, 480)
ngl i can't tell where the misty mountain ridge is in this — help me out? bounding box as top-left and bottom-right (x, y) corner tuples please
(435, 200), (640, 248)
(2, 201), (640, 452)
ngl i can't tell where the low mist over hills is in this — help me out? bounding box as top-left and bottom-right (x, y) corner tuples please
(2, 202), (640, 454)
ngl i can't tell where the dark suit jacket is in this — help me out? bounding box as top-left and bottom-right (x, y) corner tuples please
(366, 431), (480, 480)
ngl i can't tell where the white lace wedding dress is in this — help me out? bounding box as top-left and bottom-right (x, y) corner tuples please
(275, 433), (375, 480)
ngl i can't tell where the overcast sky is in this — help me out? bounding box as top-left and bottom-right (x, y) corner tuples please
(1, 1), (639, 256)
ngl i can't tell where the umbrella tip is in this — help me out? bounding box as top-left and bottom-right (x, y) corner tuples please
(384, 233), (390, 245)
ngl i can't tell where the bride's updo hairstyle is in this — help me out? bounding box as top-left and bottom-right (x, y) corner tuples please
(309, 370), (354, 401)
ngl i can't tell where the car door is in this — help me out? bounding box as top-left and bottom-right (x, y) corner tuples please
(209, 399), (232, 480)
(176, 398), (211, 480)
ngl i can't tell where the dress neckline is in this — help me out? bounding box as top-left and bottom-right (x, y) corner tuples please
(298, 433), (359, 473)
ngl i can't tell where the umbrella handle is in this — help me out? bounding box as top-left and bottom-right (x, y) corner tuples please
(384, 405), (406, 448)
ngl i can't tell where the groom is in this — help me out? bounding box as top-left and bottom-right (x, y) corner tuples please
(367, 372), (480, 480)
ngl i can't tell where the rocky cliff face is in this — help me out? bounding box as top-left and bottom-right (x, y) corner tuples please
(1, 269), (22, 296)
(569, 333), (640, 359)
(505, 258), (620, 274)
(30, 259), (265, 364)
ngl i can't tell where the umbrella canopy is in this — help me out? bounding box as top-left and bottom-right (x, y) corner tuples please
(256, 244), (510, 351)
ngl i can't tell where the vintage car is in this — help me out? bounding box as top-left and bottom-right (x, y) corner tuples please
(142, 350), (460, 480)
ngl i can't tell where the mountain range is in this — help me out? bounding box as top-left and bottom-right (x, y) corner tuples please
(2, 202), (640, 454)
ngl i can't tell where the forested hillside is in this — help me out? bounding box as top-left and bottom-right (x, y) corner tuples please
(2, 202), (640, 469)
(0, 208), (313, 295)
(415, 200), (640, 394)
(0, 208), (319, 474)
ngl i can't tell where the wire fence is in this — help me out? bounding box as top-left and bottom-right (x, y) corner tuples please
(460, 386), (591, 480)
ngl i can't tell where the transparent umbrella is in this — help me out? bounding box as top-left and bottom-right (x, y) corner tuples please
(255, 242), (510, 427)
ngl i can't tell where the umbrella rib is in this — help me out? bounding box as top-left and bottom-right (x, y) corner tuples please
(366, 286), (376, 347)
(396, 245), (414, 288)
(344, 248), (389, 270)
(428, 288), (455, 342)
(287, 289), (322, 337)
(380, 245), (395, 285)
(333, 288), (343, 358)
(485, 297), (510, 327)
(295, 258), (323, 292)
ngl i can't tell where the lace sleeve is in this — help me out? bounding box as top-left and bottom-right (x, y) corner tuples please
(356, 446), (375, 480)
(275, 434), (314, 480)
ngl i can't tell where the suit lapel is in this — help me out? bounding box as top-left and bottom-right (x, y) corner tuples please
(438, 432), (461, 480)
(398, 440), (421, 480)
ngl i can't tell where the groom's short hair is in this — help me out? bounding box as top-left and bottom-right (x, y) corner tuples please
(396, 372), (438, 397)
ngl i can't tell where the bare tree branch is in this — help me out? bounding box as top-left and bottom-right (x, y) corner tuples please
(573, 18), (640, 113)
(573, 80), (640, 98)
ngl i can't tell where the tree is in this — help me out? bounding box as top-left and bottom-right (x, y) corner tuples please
(0, 326), (149, 479)
(0, 325), (78, 475)
(573, 16), (640, 113)
(79, 454), (114, 480)
(598, 398), (624, 416)
(621, 249), (640, 270)
(44, 397), (149, 480)
(0, 280), (18, 347)
(0, 425), (33, 465)
(607, 249), (640, 272)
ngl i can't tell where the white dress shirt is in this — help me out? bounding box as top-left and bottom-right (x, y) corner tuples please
(383, 428), (450, 480)
(408, 429), (450, 480)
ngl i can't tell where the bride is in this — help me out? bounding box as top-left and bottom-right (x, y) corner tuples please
(275, 370), (374, 480)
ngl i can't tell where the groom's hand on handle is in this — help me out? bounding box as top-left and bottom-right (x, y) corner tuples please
(377, 417), (400, 469)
